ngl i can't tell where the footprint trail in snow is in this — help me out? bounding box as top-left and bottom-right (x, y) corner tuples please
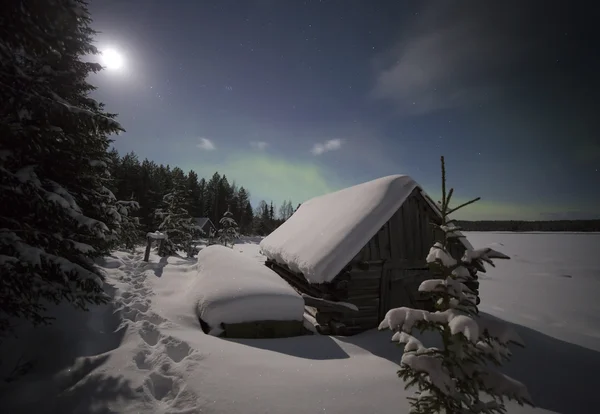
(117, 251), (203, 413)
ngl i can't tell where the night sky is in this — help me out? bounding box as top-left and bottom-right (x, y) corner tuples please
(88, 0), (599, 220)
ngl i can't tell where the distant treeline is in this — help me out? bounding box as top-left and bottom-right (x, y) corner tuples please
(456, 220), (600, 232)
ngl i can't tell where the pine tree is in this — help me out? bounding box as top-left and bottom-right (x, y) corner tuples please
(154, 182), (195, 257)
(0, 0), (126, 336)
(379, 156), (533, 414)
(218, 207), (238, 248)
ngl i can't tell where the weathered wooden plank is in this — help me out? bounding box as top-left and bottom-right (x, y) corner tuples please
(360, 243), (369, 262)
(347, 294), (379, 302)
(342, 316), (380, 324)
(345, 296), (379, 303)
(267, 261), (325, 297)
(414, 196), (424, 259)
(346, 280), (380, 290)
(397, 204), (407, 259)
(221, 320), (304, 339)
(388, 269), (414, 309)
(345, 300), (379, 309)
(379, 269), (390, 319)
(302, 294), (359, 314)
(348, 268), (383, 278)
(340, 315), (380, 325)
(389, 268), (428, 281)
(389, 209), (401, 259)
(344, 313), (380, 322)
(420, 195), (435, 255)
(348, 275), (381, 285)
(409, 196), (419, 260)
(347, 292), (380, 300)
(404, 202), (414, 259)
(408, 198), (417, 259)
(378, 223), (390, 260)
(347, 293), (379, 301)
(305, 306), (318, 318)
(370, 237), (379, 261)
(347, 306), (379, 314)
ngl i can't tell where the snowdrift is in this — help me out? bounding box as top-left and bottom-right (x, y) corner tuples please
(190, 245), (305, 336)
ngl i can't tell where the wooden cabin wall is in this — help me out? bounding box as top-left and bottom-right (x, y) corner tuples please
(342, 189), (445, 330)
(265, 188), (472, 335)
(351, 189), (439, 267)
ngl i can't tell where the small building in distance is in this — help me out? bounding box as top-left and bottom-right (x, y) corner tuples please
(260, 175), (480, 335)
(193, 217), (217, 237)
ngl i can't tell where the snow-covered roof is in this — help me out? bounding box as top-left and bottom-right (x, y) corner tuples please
(260, 175), (422, 284)
(193, 217), (215, 230)
(261, 175), (475, 285)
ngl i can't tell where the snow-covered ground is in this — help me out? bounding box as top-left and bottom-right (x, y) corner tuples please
(1, 233), (599, 414)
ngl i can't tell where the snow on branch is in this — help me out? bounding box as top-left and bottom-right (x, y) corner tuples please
(478, 367), (533, 405)
(402, 353), (457, 396)
(147, 231), (168, 240)
(463, 247), (510, 267)
(426, 242), (457, 267)
(379, 307), (479, 343)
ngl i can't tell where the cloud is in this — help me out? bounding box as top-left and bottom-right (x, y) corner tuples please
(372, 2), (536, 115)
(250, 141), (268, 150)
(311, 139), (343, 155)
(196, 137), (216, 151)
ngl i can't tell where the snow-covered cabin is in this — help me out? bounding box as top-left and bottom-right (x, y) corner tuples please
(193, 217), (217, 236)
(260, 175), (474, 335)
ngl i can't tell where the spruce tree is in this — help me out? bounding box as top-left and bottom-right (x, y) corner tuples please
(154, 183), (195, 257)
(240, 201), (253, 235)
(186, 170), (202, 217)
(115, 200), (141, 250)
(205, 172), (221, 222)
(218, 207), (238, 248)
(379, 157), (533, 414)
(0, 0), (125, 336)
(236, 187), (251, 234)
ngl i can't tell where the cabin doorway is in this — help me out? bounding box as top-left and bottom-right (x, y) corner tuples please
(379, 268), (432, 319)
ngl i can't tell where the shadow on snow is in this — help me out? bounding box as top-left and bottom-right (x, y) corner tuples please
(228, 312), (600, 413)
(342, 313), (600, 414)
(225, 334), (351, 360)
(0, 283), (139, 414)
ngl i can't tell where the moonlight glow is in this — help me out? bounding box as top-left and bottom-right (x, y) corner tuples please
(101, 48), (124, 70)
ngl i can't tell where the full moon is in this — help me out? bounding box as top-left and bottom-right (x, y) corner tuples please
(101, 48), (124, 70)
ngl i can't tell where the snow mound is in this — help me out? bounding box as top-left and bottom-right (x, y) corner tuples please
(260, 175), (419, 284)
(190, 245), (304, 334)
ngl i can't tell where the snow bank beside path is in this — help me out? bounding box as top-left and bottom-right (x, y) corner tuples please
(190, 245), (304, 334)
